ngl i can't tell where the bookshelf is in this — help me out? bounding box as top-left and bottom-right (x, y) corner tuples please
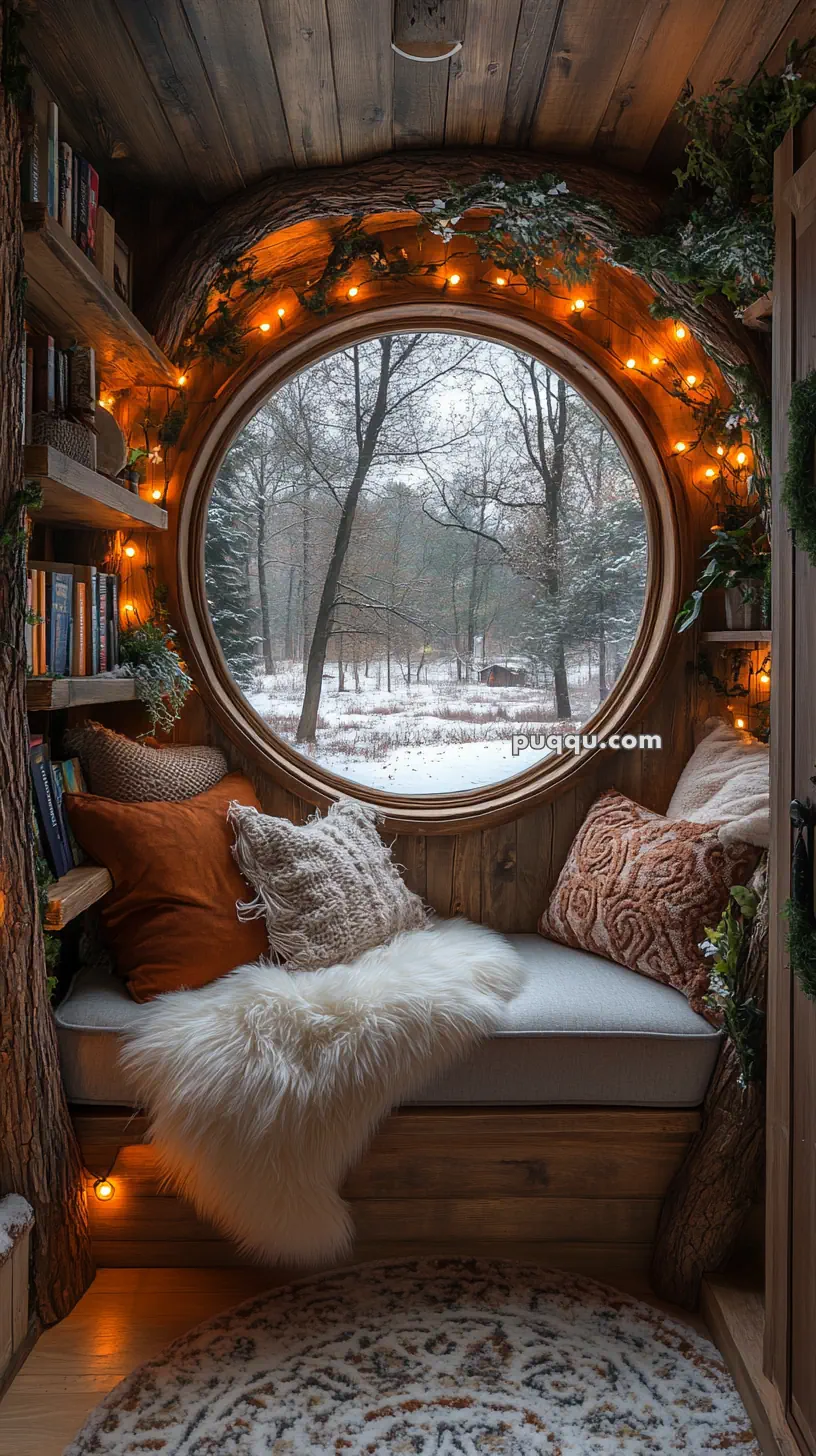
(23, 204), (177, 390)
(26, 445), (167, 532)
(45, 865), (113, 931)
(27, 677), (137, 712)
(700, 630), (772, 644)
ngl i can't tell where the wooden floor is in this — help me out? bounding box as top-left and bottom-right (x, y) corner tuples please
(0, 1246), (710, 1456)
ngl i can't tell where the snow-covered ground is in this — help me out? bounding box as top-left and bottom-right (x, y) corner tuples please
(247, 659), (601, 793)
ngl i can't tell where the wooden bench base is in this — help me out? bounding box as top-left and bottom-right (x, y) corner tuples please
(74, 1106), (700, 1273)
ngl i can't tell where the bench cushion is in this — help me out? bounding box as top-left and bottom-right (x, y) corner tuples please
(55, 934), (720, 1108)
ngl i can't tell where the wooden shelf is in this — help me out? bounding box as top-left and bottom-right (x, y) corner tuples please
(25, 444), (167, 533)
(45, 864), (112, 931)
(23, 204), (177, 390)
(700, 630), (772, 644)
(26, 677), (137, 712)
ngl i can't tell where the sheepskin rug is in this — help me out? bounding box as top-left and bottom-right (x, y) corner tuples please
(120, 918), (525, 1263)
(64, 1258), (759, 1455)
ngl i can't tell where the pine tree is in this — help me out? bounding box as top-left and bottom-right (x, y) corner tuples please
(205, 451), (261, 688)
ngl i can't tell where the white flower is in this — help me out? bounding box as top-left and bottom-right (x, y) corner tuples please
(549, 181), (569, 195)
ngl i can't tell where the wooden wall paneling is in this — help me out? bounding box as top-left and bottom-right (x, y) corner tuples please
(22, 1), (195, 193)
(443, 0), (523, 146)
(324, 0), (394, 160)
(425, 835), (456, 916)
(765, 125), (796, 1398)
(177, 0), (295, 183)
(529, 0), (646, 154)
(647, 0), (803, 176)
(481, 818), (518, 932)
(515, 801), (552, 932)
(112, 0), (245, 199)
(391, 833), (428, 901)
(257, 0), (343, 169)
(450, 830), (483, 921)
(392, 0), (467, 149)
(596, 0), (727, 172)
(498, 0), (561, 147)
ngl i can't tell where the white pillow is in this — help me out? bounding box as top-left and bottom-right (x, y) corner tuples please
(667, 718), (769, 849)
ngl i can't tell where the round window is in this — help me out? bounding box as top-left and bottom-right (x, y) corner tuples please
(203, 330), (650, 795)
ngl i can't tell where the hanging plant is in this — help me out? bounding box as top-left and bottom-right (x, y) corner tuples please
(701, 883), (764, 1087)
(675, 514), (770, 631)
(782, 369), (816, 566)
(119, 604), (192, 735)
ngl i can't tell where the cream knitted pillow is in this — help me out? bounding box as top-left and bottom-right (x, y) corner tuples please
(228, 796), (427, 969)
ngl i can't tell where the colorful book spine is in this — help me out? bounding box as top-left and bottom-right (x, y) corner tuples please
(58, 142), (73, 234)
(20, 88), (40, 204)
(46, 101), (58, 218)
(87, 165), (99, 261)
(36, 569), (46, 675)
(95, 207), (115, 287)
(71, 580), (87, 675)
(30, 741), (72, 877)
(47, 571), (72, 676)
(97, 572), (108, 672)
(53, 764), (83, 866)
(76, 158), (90, 255)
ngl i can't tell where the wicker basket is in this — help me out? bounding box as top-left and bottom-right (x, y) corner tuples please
(31, 413), (96, 470)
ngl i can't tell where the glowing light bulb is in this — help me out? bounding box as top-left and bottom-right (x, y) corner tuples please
(674, 324), (687, 340)
(686, 373), (698, 387)
(704, 467), (716, 479)
(625, 357), (636, 370)
(571, 298), (586, 312)
(651, 356), (661, 366)
(177, 374), (188, 388)
(124, 544), (136, 559)
(259, 321), (271, 332)
(495, 276), (507, 287)
(716, 445), (726, 457)
(735, 718), (746, 730)
(347, 286), (359, 298)
(124, 602), (134, 613)
(759, 672), (770, 685)
(674, 441), (687, 453)
(277, 306), (286, 318)
(151, 488), (162, 501)
(736, 449), (747, 465)
(94, 1179), (115, 1202)
(448, 273), (461, 286)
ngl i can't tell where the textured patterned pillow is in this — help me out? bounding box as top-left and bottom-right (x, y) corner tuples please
(67, 720), (228, 803)
(228, 796), (427, 969)
(539, 789), (760, 1017)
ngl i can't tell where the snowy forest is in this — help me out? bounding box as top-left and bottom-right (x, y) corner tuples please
(204, 332), (648, 792)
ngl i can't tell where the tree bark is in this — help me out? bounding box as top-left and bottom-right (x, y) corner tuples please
(0, 27), (94, 1328)
(650, 861), (768, 1309)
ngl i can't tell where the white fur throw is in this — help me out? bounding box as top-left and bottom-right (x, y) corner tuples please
(667, 719), (769, 849)
(120, 918), (526, 1264)
(229, 796), (426, 969)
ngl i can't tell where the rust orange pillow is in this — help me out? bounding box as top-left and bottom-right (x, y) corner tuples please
(65, 773), (269, 1003)
(538, 788), (760, 1018)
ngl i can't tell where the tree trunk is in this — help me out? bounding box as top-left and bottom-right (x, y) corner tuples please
(283, 563), (296, 660)
(256, 489), (274, 674)
(650, 861), (768, 1309)
(598, 611), (607, 699)
(0, 37), (94, 1328)
(301, 482), (311, 669)
(551, 643), (571, 719)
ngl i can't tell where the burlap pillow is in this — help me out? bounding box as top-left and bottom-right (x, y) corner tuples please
(68, 720), (228, 802)
(538, 789), (760, 1018)
(228, 796), (427, 969)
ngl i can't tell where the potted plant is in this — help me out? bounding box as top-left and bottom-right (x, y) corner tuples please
(676, 516), (770, 633)
(121, 446), (148, 493)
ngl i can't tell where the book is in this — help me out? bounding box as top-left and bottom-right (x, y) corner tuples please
(31, 333), (55, 414)
(95, 206), (116, 287)
(30, 740), (72, 877)
(68, 344), (95, 417)
(55, 348), (70, 415)
(46, 101), (58, 218)
(46, 571), (72, 675)
(71, 150), (79, 241)
(36, 569), (46, 675)
(76, 157), (90, 255)
(59, 757), (87, 795)
(58, 141), (73, 234)
(80, 564), (99, 675)
(50, 762), (81, 867)
(87, 165), (99, 261)
(97, 571), (108, 672)
(20, 89), (40, 204)
(71, 580), (87, 675)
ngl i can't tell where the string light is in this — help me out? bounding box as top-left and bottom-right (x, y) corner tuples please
(177, 374), (188, 388)
(759, 671), (770, 685)
(736, 449), (747, 465)
(625, 357), (636, 370)
(259, 321), (271, 332)
(651, 355), (662, 366)
(705, 467), (716, 478)
(151, 488), (162, 501)
(124, 544), (136, 559)
(571, 298), (586, 312)
(674, 324), (687, 340)
(686, 373), (698, 387)
(495, 276), (507, 287)
(716, 444), (726, 457)
(735, 717), (746, 730)
(277, 306), (286, 318)
(347, 286), (359, 298)
(448, 273), (461, 286)
(124, 602), (134, 613)
(674, 441), (687, 453)
(93, 1178), (115, 1202)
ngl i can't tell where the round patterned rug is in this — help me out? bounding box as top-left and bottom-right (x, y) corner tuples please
(65, 1258), (758, 1454)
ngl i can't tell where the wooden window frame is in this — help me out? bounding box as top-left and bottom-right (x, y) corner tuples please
(176, 300), (685, 832)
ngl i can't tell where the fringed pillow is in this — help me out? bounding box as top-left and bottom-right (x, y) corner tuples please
(228, 796), (427, 969)
(67, 720), (228, 803)
(539, 789), (760, 1018)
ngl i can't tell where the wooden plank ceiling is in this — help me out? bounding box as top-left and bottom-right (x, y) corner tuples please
(22, 0), (815, 201)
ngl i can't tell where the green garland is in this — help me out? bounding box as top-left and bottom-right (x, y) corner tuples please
(702, 883), (764, 1087)
(782, 369), (816, 566)
(785, 896), (816, 1001)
